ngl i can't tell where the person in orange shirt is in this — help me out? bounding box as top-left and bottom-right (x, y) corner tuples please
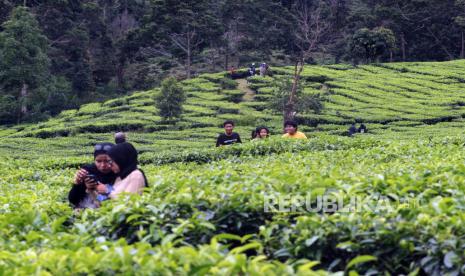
(282, 120), (307, 139)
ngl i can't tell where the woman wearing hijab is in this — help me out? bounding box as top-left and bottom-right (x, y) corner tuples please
(96, 142), (148, 198)
(68, 142), (117, 209)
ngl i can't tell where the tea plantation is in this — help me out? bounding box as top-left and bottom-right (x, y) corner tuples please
(1, 61), (465, 275)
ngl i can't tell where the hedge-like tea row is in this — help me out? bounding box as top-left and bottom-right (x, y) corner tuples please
(2, 61), (465, 275)
(2, 137), (465, 274)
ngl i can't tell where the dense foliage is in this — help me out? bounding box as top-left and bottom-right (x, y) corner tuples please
(0, 7), (73, 123)
(1, 0), (465, 123)
(2, 136), (465, 274)
(1, 60), (465, 274)
(2, 60), (465, 142)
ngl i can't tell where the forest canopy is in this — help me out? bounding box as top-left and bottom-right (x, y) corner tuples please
(0, 0), (464, 124)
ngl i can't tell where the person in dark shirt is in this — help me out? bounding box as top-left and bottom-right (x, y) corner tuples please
(348, 123), (357, 137)
(216, 120), (242, 147)
(68, 143), (117, 209)
(114, 132), (126, 144)
(249, 63), (256, 76)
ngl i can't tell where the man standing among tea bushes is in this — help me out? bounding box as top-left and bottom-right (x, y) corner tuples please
(216, 120), (242, 146)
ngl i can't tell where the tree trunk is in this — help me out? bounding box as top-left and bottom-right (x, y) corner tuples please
(401, 33), (406, 61)
(285, 60), (304, 121)
(461, 31), (464, 59)
(186, 32), (191, 79)
(19, 83), (28, 122)
(103, 4), (107, 22)
(365, 46), (370, 64)
(390, 50), (393, 62)
(211, 50), (217, 72)
(116, 64), (125, 90)
(224, 50), (229, 71)
(427, 27), (454, 60)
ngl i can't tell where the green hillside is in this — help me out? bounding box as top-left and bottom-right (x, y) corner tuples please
(2, 61), (465, 274)
(2, 60), (465, 160)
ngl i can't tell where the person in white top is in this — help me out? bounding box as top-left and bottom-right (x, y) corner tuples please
(96, 142), (148, 199)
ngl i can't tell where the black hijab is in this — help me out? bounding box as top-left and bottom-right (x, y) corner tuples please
(108, 142), (148, 186)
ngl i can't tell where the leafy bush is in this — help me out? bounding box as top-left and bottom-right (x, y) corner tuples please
(222, 89), (243, 103)
(4, 61), (465, 275)
(219, 77), (238, 90)
(155, 77), (186, 121)
(269, 77), (324, 116)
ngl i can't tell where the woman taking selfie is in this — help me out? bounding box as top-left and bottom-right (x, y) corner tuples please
(68, 143), (116, 209)
(96, 142), (148, 198)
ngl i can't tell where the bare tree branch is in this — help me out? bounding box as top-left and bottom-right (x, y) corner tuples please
(292, 1), (329, 60)
(140, 46), (184, 68)
(284, 0), (331, 121)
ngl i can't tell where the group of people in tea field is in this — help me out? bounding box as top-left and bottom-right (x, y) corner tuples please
(69, 120), (307, 210)
(216, 119), (307, 147)
(69, 59), (367, 210)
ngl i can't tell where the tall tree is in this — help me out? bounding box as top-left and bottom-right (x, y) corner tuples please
(0, 6), (50, 122)
(285, 0), (330, 121)
(455, 0), (465, 58)
(219, 0), (293, 68)
(145, 0), (220, 79)
(349, 27), (396, 63)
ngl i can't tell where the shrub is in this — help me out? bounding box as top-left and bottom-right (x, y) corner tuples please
(155, 77), (186, 121)
(219, 77), (237, 90)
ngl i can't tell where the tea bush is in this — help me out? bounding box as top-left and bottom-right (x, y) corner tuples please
(2, 61), (465, 274)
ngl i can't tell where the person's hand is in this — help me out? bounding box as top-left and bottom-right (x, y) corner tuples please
(84, 176), (98, 190)
(74, 169), (88, 185)
(96, 183), (108, 194)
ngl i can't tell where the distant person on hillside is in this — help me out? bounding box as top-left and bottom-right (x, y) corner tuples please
(229, 66), (236, 76)
(97, 142), (148, 199)
(259, 63), (266, 77)
(358, 123), (367, 133)
(68, 143), (117, 209)
(216, 120), (242, 146)
(282, 120), (307, 139)
(249, 63), (256, 76)
(262, 63), (271, 76)
(253, 126), (270, 139)
(348, 123), (357, 137)
(114, 132), (126, 144)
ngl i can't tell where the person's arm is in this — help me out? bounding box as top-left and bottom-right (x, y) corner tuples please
(68, 168), (89, 206)
(73, 167), (97, 190)
(73, 168), (88, 185)
(236, 133), (242, 143)
(96, 184), (113, 201)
